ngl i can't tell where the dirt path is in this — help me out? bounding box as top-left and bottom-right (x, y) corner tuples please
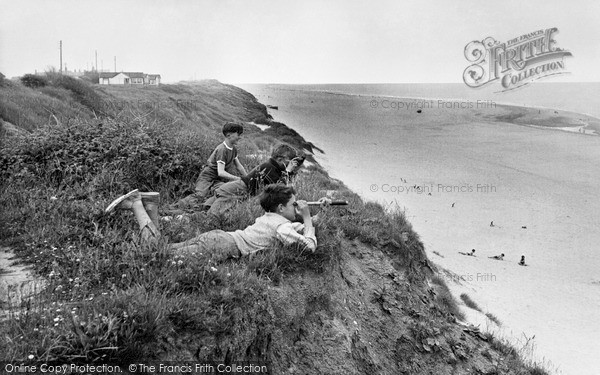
(0, 247), (45, 319)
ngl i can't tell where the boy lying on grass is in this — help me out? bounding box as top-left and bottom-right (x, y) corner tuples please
(105, 184), (330, 262)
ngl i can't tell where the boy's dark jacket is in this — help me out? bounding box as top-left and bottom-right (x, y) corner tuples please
(242, 157), (294, 195)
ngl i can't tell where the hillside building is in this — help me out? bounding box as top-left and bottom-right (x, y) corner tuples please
(99, 72), (161, 86)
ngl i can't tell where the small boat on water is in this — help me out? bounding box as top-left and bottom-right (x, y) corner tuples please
(267, 105), (279, 110)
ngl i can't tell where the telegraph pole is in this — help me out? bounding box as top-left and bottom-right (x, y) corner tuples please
(114, 56), (116, 72)
(95, 50), (98, 72)
(59, 40), (63, 73)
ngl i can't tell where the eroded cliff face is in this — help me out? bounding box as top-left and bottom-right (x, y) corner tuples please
(272, 241), (518, 374)
(161, 234), (522, 375)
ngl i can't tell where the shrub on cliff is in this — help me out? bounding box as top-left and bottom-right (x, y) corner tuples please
(45, 73), (104, 114)
(0, 71), (5, 86)
(80, 71), (99, 84)
(20, 74), (48, 88)
(0, 118), (213, 197)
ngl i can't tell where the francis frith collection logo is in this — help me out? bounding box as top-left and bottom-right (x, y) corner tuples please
(463, 27), (572, 91)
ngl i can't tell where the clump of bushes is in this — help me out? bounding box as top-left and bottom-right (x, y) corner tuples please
(20, 74), (48, 88)
(80, 71), (99, 84)
(0, 118), (213, 197)
(44, 73), (104, 114)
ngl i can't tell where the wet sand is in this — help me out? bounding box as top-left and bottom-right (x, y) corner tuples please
(240, 84), (600, 375)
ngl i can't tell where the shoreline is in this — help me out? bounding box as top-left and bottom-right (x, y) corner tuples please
(248, 84), (600, 136)
(238, 81), (600, 118)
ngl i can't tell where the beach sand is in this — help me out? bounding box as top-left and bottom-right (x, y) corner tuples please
(240, 84), (600, 375)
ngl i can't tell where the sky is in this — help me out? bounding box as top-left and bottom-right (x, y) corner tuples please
(1, 0), (599, 84)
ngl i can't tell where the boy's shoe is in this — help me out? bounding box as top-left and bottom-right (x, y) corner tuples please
(105, 189), (140, 213)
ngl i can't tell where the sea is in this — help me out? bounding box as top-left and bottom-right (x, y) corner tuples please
(253, 82), (600, 119)
(238, 82), (600, 375)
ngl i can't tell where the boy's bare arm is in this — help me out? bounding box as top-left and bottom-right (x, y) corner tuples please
(234, 157), (247, 176)
(295, 200), (316, 251)
(217, 162), (241, 181)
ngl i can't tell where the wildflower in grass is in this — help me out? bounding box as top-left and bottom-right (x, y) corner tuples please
(28, 355), (34, 360)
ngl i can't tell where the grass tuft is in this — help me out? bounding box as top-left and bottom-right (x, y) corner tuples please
(430, 275), (465, 321)
(460, 293), (482, 312)
(485, 312), (502, 326)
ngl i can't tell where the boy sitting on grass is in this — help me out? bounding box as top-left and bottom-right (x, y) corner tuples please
(106, 184), (329, 262)
(175, 122), (247, 211)
(206, 143), (303, 216)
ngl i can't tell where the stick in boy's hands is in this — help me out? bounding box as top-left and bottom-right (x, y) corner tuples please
(306, 199), (348, 206)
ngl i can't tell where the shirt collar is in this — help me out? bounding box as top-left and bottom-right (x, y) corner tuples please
(223, 141), (233, 150)
(263, 212), (291, 224)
